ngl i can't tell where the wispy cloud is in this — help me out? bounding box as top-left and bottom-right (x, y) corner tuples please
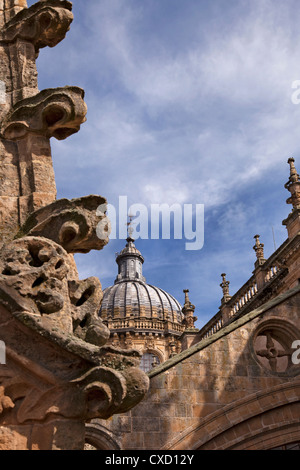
(32, 0), (300, 319)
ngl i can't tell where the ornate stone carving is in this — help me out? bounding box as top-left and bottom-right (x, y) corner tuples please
(16, 195), (110, 254)
(0, 0), (150, 450)
(256, 331), (291, 373)
(1, 86), (87, 141)
(252, 320), (300, 375)
(0, 236), (149, 434)
(0, 351), (148, 430)
(285, 158), (300, 210)
(2, 0), (73, 52)
(0, 236), (108, 343)
(0, 0), (87, 240)
(182, 289), (197, 329)
(253, 235), (265, 262)
(220, 274), (230, 300)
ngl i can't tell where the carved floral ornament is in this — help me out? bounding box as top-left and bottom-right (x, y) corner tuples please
(0, 236), (149, 422)
(251, 319), (300, 376)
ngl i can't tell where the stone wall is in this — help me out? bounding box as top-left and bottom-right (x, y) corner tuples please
(90, 287), (300, 450)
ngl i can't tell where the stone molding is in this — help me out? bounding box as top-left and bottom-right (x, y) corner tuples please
(1, 0), (73, 51)
(1, 86), (87, 141)
(16, 195), (110, 254)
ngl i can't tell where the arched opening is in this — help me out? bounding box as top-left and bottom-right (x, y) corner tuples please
(84, 423), (121, 451)
(140, 352), (161, 373)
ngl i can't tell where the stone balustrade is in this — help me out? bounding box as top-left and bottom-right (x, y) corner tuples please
(105, 317), (185, 335)
(197, 260), (284, 342)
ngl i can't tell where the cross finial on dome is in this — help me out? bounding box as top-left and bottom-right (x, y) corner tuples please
(126, 213), (136, 242)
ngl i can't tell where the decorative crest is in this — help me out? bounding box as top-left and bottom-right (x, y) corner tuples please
(182, 289), (197, 330)
(285, 158), (300, 211)
(253, 234), (265, 261)
(220, 273), (231, 302)
(126, 213), (136, 241)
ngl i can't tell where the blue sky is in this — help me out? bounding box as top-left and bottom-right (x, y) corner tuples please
(27, 0), (300, 327)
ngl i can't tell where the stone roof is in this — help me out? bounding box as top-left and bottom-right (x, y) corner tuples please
(100, 280), (183, 323)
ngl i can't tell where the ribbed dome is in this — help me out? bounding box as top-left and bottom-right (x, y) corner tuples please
(99, 237), (183, 324)
(100, 280), (183, 323)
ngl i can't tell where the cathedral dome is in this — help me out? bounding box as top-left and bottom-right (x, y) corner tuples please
(100, 280), (183, 323)
(99, 237), (183, 326)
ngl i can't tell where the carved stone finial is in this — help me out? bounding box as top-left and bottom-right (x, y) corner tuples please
(220, 273), (231, 303)
(253, 235), (265, 260)
(288, 157), (299, 182)
(126, 213), (136, 242)
(182, 289), (197, 330)
(285, 158), (300, 211)
(183, 289), (190, 304)
(282, 158), (300, 238)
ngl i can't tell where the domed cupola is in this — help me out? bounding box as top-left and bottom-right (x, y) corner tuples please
(99, 236), (185, 369)
(114, 236), (146, 284)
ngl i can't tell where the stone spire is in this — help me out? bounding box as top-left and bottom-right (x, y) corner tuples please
(253, 235), (266, 267)
(182, 289), (197, 330)
(283, 158), (300, 238)
(285, 158), (300, 210)
(0, 0), (87, 247)
(220, 273), (231, 304)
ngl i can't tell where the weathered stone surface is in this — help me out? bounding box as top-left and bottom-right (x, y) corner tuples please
(1, 86), (87, 141)
(0, 0), (150, 450)
(91, 286), (300, 450)
(16, 195), (110, 254)
(0, 236), (108, 343)
(0, 0), (86, 243)
(0, 235), (149, 449)
(2, 0), (73, 51)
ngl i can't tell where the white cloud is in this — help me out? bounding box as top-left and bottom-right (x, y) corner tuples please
(64, 0), (300, 213)
(33, 0), (300, 318)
